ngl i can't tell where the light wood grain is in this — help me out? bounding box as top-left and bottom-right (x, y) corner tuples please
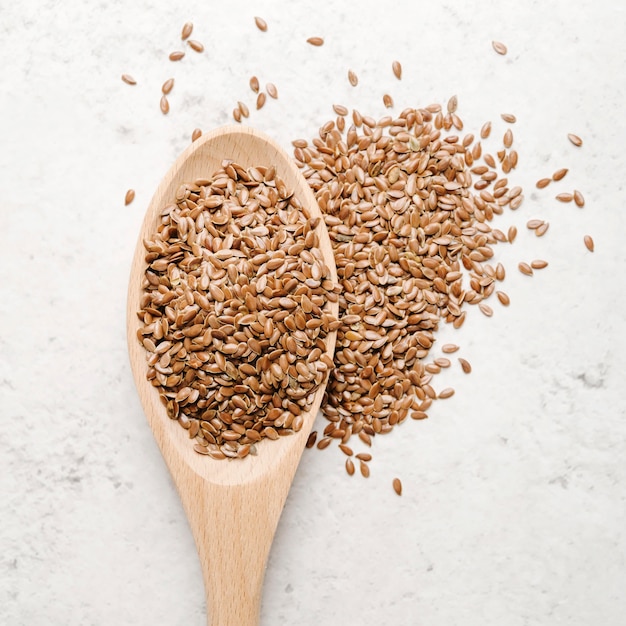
(127, 126), (338, 626)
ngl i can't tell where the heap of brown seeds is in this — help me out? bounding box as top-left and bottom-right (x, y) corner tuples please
(137, 162), (339, 459)
(294, 103), (521, 454)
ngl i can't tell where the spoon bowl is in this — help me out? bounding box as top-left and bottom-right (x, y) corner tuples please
(127, 126), (338, 626)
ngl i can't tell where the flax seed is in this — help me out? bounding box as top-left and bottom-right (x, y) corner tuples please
(458, 358), (472, 374)
(346, 458), (355, 475)
(552, 168), (568, 181)
(307, 37), (324, 46)
(249, 76), (259, 93)
(518, 262), (533, 276)
(254, 16), (267, 31)
(501, 113), (516, 123)
(359, 460), (370, 477)
(438, 387), (455, 399)
(536, 178), (551, 189)
(392, 60), (402, 79)
(383, 94), (394, 108)
(573, 190), (585, 207)
(181, 22), (193, 40)
(492, 40), (507, 55)
(161, 78), (174, 95)
(442, 344), (460, 354)
(160, 95), (169, 114)
(121, 74), (136, 85)
(256, 92), (266, 110)
(188, 40), (204, 53)
(392, 478), (402, 496)
(584, 235), (594, 252)
(266, 83), (278, 99)
(348, 69), (358, 86)
(125, 189), (135, 205)
(556, 193), (573, 202)
(568, 133), (583, 147)
(191, 128), (202, 142)
(531, 260), (548, 269)
(169, 51), (185, 61)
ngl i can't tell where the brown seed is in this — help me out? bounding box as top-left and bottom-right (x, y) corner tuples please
(503, 129), (513, 148)
(169, 51), (185, 61)
(233, 107), (242, 122)
(188, 40), (204, 53)
(307, 37), (324, 46)
(355, 453), (372, 462)
(339, 444), (353, 456)
(492, 40), (507, 55)
(125, 189), (135, 205)
(526, 219), (544, 230)
(238, 101), (249, 118)
(536, 178), (551, 189)
(573, 190), (585, 207)
(383, 94), (394, 108)
(442, 344), (460, 354)
(256, 92), (266, 110)
(266, 83), (278, 99)
(161, 78), (174, 95)
(556, 193), (573, 203)
(160, 95), (169, 114)
(181, 22), (193, 40)
(480, 121), (491, 139)
(121, 74), (136, 85)
(508, 225), (518, 243)
(568, 133), (583, 147)
(458, 358), (472, 374)
(531, 259), (548, 269)
(348, 69), (358, 86)
(392, 60), (402, 79)
(552, 168), (568, 181)
(345, 458), (355, 476)
(438, 387), (455, 399)
(254, 16), (268, 31)
(392, 478), (402, 496)
(191, 128), (202, 142)
(249, 76), (259, 93)
(479, 303), (493, 317)
(333, 104), (348, 116)
(535, 222), (549, 237)
(317, 437), (331, 450)
(306, 431), (317, 449)
(447, 95), (458, 113)
(584, 235), (594, 252)
(501, 113), (516, 123)
(359, 460), (370, 478)
(518, 262), (533, 276)
(496, 291), (510, 306)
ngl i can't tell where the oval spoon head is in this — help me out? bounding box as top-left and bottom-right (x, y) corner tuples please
(127, 126), (338, 626)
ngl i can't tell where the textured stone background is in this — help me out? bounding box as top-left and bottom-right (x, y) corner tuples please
(1, 0), (625, 624)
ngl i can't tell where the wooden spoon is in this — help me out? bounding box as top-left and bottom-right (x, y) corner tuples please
(127, 126), (338, 626)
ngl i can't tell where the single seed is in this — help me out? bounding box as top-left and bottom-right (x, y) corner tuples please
(125, 189), (135, 205)
(306, 431), (317, 448)
(536, 178), (551, 189)
(359, 460), (370, 478)
(249, 76), (259, 93)
(348, 69), (358, 86)
(501, 113), (516, 123)
(526, 219), (544, 230)
(573, 190), (585, 207)
(438, 387), (455, 399)
(266, 83), (278, 99)
(503, 129), (513, 148)
(584, 235), (594, 252)
(333, 104), (348, 116)
(238, 101), (249, 118)
(518, 262), (533, 276)
(492, 40), (507, 55)
(188, 40), (204, 53)
(496, 291), (510, 306)
(447, 95), (458, 113)
(458, 358), (472, 374)
(339, 444), (353, 456)
(254, 16), (267, 31)
(556, 193), (573, 202)
(307, 36), (324, 46)
(317, 437), (331, 450)
(392, 60), (402, 79)
(160, 95), (169, 114)
(383, 94), (394, 108)
(169, 51), (185, 61)
(531, 259), (548, 269)
(181, 22), (193, 40)
(345, 458), (355, 476)
(552, 168), (568, 181)
(480, 121), (491, 139)
(479, 303), (493, 317)
(121, 74), (136, 85)
(535, 222), (549, 237)
(442, 344), (460, 354)
(256, 92), (266, 110)
(233, 107), (241, 122)
(161, 78), (174, 95)
(508, 225), (517, 243)
(355, 453), (372, 462)
(568, 133), (583, 147)
(392, 478), (402, 496)
(191, 128), (202, 142)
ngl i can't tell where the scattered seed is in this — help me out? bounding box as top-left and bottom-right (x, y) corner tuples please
(496, 263), (506, 281)
(492, 40), (507, 55)
(169, 51), (185, 61)
(333, 104), (348, 116)
(249, 76), (259, 93)
(266, 83), (278, 99)
(254, 16), (267, 31)
(339, 444), (353, 456)
(442, 344), (460, 354)
(552, 168), (568, 181)
(359, 460), (370, 478)
(161, 78), (174, 95)
(480, 121), (491, 139)
(447, 95), (458, 113)
(346, 458), (355, 475)
(392, 60), (402, 79)
(568, 133), (583, 147)
(307, 37), (324, 46)
(348, 69), (358, 86)
(306, 431), (317, 449)
(121, 74), (136, 85)
(191, 128), (202, 142)
(383, 94), (394, 108)
(501, 113), (516, 123)
(160, 95), (169, 114)
(438, 387), (455, 399)
(125, 189), (135, 205)
(507, 225), (518, 243)
(496, 291), (510, 306)
(355, 453), (372, 462)
(573, 190), (585, 207)
(233, 107), (242, 122)
(392, 478), (402, 496)
(556, 193), (573, 202)
(238, 101), (249, 118)
(584, 235), (594, 252)
(458, 358), (472, 374)
(256, 92), (266, 110)
(317, 437), (331, 450)
(526, 219), (544, 230)
(181, 22), (193, 40)
(531, 259), (548, 269)
(518, 262), (533, 276)
(479, 303), (493, 317)
(188, 40), (204, 53)
(536, 178), (551, 189)
(535, 222), (549, 237)
(503, 129), (513, 148)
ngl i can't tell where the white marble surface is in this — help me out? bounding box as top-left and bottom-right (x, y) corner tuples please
(2, 0), (626, 624)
